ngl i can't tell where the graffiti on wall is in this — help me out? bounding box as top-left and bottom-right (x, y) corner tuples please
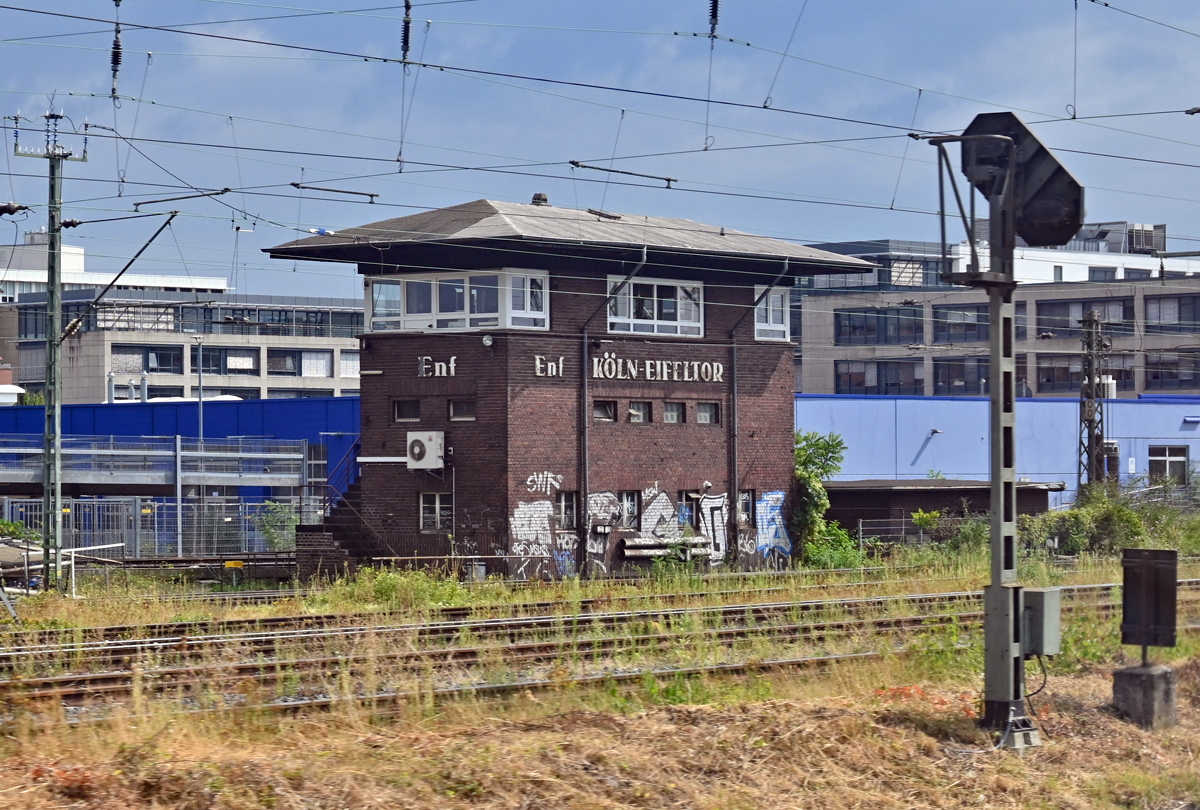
(526, 471), (563, 495)
(698, 493), (728, 558)
(511, 500), (554, 580)
(642, 492), (681, 539)
(754, 491), (791, 555)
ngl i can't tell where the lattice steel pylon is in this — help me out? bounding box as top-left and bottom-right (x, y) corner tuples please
(1078, 310), (1110, 488)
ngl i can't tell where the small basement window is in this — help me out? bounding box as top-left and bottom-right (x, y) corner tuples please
(449, 400), (476, 421)
(394, 399), (420, 421)
(593, 400), (616, 422)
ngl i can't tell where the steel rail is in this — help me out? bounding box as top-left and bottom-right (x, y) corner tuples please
(5, 581), (1197, 677)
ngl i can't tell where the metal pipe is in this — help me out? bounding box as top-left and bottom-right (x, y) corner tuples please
(728, 259), (791, 562)
(581, 246), (646, 576)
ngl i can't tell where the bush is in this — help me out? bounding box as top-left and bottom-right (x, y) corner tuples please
(1020, 487), (1144, 555)
(803, 521), (866, 569)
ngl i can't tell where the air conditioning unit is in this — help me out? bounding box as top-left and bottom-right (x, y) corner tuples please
(406, 431), (444, 470)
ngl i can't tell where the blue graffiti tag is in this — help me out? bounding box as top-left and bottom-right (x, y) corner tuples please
(754, 491), (791, 555)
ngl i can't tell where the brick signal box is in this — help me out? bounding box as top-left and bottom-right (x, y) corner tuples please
(268, 198), (870, 578)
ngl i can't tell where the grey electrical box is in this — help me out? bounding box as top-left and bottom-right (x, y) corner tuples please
(1024, 588), (1061, 657)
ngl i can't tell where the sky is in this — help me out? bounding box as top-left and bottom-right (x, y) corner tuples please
(3, 0), (1200, 298)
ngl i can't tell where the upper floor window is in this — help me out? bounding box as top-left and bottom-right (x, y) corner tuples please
(754, 286), (789, 341)
(932, 304), (988, 343)
(1036, 298), (1134, 337)
(1146, 296), (1200, 334)
(834, 307), (923, 345)
(267, 349), (332, 377)
(368, 270), (548, 333)
(112, 344), (183, 375)
(608, 276), (702, 337)
(190, 346), (260, 376)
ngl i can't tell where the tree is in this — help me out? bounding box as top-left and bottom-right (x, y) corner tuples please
(794, 431), (847, 481)
(254, 501), (299, 552)
(792, 431), (851, 563)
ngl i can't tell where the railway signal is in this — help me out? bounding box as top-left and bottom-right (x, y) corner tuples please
(923, 112), (1083, 748)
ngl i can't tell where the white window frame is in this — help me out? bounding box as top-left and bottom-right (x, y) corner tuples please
(617, 491), (639, 529)
(420, 492), (453, 531)
(554, 491), (577, 530)
(754, 285), (790, 341)
(607, 275), (703, 338)
(367, 269), (549, 333)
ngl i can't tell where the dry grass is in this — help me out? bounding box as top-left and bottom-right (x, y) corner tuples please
(8, 553), (1179, 633)
(1, 655), (1198, 809)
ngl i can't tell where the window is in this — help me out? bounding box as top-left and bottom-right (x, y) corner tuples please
(617, 491), (639, 529)
(663, 402), (685, 424)
(369, 271), (549, 332)
(266, 388), (334, 399)
(394, 399), (420, 421)
(933, 357), (989, 396)
(340, 351), (360, 378)
(1146, 353), (1200, 390)
(420, 492), (453, 531)
(628, 401), (651, 423)
(1037, 299), (1133, 337)
(754, 286), (789, 341)
(257, 309), (294, 336)
(190, 346), (260, 376)
(1145, 296), (1200, 334)
(1149, 446), (1188, 485)
(932, 305), (988, 343)
(834, 307), (923, 345)
(677, 491), (701, 530)
(1125, 268), (1152, 281)
(1036, 354), (1082, 392)
(436, 277), (466, 328)
(1053, 265), (1063, 283)
(267, 349), (332, 377)
(696, 402), (719, 424)
(554, 491), (577, 530)
(835, 360), (924, 395)
(608, 276), (703, 336)
(510, 274), (546, 328)
(112, 345), (183, 375)
(1033, 354), (1133, 393)
(372, 280), (403, 320)
(267, 349), (299, 376)
(737, 490), (755, 528)
(449, 400), (476, 421)
(468, 275), (499, 327)
(1088, 266), (1117, 282)
(593, 400), (616, 422)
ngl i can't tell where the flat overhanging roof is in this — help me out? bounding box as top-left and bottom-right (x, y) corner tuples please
(265, 199), (875, 278)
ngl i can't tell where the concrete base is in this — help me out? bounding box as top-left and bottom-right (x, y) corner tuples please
(1113, 665), (1177, 730)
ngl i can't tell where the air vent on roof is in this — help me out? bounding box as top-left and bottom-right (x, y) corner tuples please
(586, 208), (621, 220)
(531, 193), (549, 206)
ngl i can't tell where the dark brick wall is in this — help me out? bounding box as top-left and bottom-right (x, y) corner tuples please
(347, 265), (796, 568)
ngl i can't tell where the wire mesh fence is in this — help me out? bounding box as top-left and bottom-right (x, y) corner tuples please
(2, 496), (302, 558)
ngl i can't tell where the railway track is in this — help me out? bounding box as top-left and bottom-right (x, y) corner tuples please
(0, 566), (1165, 653)
(3, 581), (1197, 708)
(2, 579), (1167, 673)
